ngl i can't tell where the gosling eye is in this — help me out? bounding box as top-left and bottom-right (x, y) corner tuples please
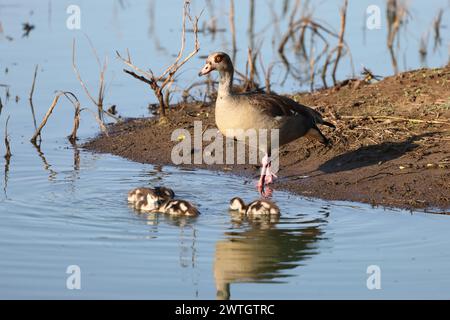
(214, 55), (223, 63)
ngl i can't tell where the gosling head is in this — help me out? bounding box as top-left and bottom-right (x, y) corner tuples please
(198, 52), (232, 77)
(154, 186), (175, 201)
(229, 197), (246, 214)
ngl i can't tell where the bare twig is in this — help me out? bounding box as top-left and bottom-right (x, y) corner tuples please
(229, 0), (237, 63)
(30, 91), (88, 144)
(72, 38), (108, 121)
(80, 107), (108, 134)
(331, 0), (348, 86)
(259, 55), (275, 94)
(247, 0), (255, 49)
(386, 0), (408, 74)
(62, 92), (81, 144)
(432, 8), (443, 52)
(31, 92), (63, 144)
(117, 0), (201, 117)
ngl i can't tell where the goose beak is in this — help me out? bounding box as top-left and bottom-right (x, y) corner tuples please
(198, 64), (213, 77)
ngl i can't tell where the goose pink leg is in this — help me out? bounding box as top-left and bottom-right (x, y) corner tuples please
(257, 154), (277, 198)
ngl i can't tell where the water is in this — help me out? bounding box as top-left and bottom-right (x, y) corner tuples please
(1, 1), (450, 299)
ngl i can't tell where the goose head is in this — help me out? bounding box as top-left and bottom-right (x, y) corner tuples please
(229, 197), (247, 214)
(198, 52), (232, 76)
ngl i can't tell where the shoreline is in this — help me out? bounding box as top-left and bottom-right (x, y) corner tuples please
(83, 66), (450, 214)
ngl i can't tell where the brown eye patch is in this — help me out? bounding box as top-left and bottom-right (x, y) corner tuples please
(214, 55), (223, 63)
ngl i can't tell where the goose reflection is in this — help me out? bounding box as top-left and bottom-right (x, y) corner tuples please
(214, 211), (326, 300)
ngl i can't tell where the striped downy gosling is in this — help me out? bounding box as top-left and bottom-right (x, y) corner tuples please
(134, 192), (161, 212)
(127, 186), (175, 204)
(157, 199), (200, 217)
(229, 197), (280, 216)
(135, 197), (200, 217)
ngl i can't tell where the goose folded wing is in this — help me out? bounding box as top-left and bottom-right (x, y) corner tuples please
(241, 92), (324, 122)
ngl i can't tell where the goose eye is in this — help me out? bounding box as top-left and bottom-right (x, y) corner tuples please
(214, 55), (223, 63)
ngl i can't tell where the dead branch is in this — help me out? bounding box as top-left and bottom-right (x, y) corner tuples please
(331, 0), (348, 86)
(229, 0), (237, 63)
(259, 55), (275, 94)
(62, 92), (81, 144)
(30, 91), (87, 144)
(31, 93), (62, 144)
(432, 8), (443, 52)
(72, 38), (108, 121)
(80, 107), (108, 135)
(117, 0), (201, 117)
(386, 0), (408, 74)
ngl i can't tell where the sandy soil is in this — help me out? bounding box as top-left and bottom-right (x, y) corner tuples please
(84, 65), (450, 213)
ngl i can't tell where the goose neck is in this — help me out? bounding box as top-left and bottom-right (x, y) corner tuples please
(217, 68), (234, 98)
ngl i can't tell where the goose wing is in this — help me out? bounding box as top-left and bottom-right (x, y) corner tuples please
(240, 92), (327, 125)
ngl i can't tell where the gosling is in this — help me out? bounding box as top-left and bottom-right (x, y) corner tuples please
(229, 197), (280, 216)
(134, 193), (200, 217)
(128, 186), (175, 204)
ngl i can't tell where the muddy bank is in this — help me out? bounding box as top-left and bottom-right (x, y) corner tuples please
(84, 66), (450, 213)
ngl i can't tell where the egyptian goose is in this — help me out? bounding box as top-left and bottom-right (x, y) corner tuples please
(135, 197), (199, 217)
(229, 197), (280, 216)
(130, 188), (199, 217)
(127, 186), (175, 204)
(199, 52), (335, 196)
(156, 199), (200, 217)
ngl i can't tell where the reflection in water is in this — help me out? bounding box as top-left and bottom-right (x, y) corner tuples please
(139, 211), (200, 297)
(3, 115), (12, 197)
(72, 143), (80, 171)
(3, 154), (9, 198)
(214, 211), (327, 300)
(31, 142), (57, 181)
